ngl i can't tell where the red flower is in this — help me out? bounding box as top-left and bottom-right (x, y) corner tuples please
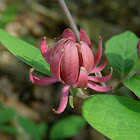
(29, 29), (112, 114)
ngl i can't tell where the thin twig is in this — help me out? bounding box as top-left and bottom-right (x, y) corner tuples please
(58, 0), (80, 42)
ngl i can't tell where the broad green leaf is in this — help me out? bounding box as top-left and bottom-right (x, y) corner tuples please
(0, 29), (52, 76)
(37, 123), (47, 137)
(105, 31), (139, 76)
(0, 4), (16, 29)
(125, 58), (140, 80)
(0, 125), (19, 135)
(0, 108), (15, 123)
(49, 115), (86, 140)
(82, 95), (140, 140)
(124, 76), (140, 98)
(18, 116), (41, 140)
(22, 36), (40, 46)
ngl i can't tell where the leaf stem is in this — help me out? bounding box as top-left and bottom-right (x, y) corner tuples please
(77, 89), (90, 99)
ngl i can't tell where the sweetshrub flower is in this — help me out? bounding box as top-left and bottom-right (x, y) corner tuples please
(29, 29), (112, 114)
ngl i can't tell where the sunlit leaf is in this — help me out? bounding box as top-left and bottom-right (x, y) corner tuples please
(125, 58), (140, 80)
(0, 29), (52, 76)
(105, 31), (139, 76)
(22, 36), (40, 46)
(124, 76), (140, 98)
(82, 95), (140, 140)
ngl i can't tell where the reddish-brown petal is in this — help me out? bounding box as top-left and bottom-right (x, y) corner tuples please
(52, 38), (69, 57)
(29, 68), (59, 85)
(90, 59), (107, 73)
(75, 43), (82, 67)
(75, 43), (81, 51)
(50, 51), (64, 83)
(53, 84), (70, 114)
(88, 67), (113, 83)
(61, 41), (79, 84)
(80, 29), (91, 48)
(93, 36), (102, 68)
(88, 81), (112, 92)
(73, 67), (88, 88)
(81, 42), (94, 73)
(62, 29), (76, 43)
(40, 38), (51, 64)
(78, 51), (83, 67)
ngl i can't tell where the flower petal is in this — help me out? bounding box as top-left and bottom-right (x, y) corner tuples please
(50, 51), (64, 83)
(93, 36), (102, 68)
(40, 38), (51, 64)
(88, 81), (112, 92)
(52, 38), (69, 56)
(29, 68), (59, 85)
(88, 67), (113, 83)
(81, 42), (94, 73)
(75, 43), (81, 51)
(73, 67), (88, 88)
(61, 41), (79, 84)
(53, 84), (70, 114)
(90, 58), (107, 73)
(80, 29), (91, 48)
(62, 29), (76, 43)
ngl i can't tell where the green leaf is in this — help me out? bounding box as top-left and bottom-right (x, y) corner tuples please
(82, 95), (140, 140)
(0, 29), (52, 76)
(69, 95), (74, 108)
(125, 58), (140, 80)
(22, 36), (40, 46)
(18, 116), (42, 140)
(124, 76), (140, 98)
(0, 108), (15, 123)
(105, 31), (139, 76)
(69, 85), (78, 96)
(49, 115), (86, 140)
(0, 125), (19, 135)
(0, 4), (16, 29)
(37, 123), (47, 137)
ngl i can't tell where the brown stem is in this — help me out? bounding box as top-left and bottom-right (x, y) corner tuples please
(58, 0), (80, 42)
